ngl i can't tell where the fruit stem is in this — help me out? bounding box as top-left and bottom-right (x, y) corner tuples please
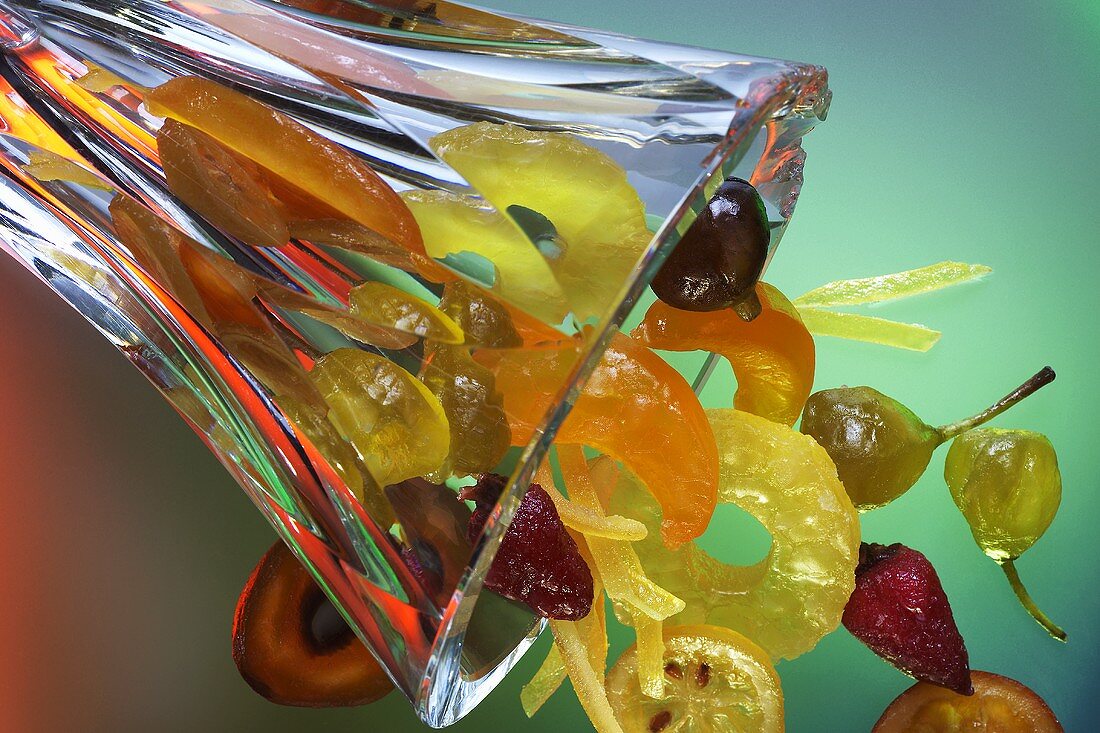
(937, 367), (1055, 440)
(1000, 559), (1067, 642)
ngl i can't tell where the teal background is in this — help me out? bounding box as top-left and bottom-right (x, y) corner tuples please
(0, 0), (1097, 730)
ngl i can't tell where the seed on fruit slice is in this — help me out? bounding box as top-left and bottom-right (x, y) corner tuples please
(633, 282), (815, 426)
(606, 624), (783, 733)
(873, 671), (1062, 732)
(232, 540), (394, 707)
(145, 76), (423, 255)
(402, 188), (570, 324)
(430, 121), (652, 321)
(310, 348), (449, 486)
(157, 118), (289, 249)
(610, 409), (860, 661)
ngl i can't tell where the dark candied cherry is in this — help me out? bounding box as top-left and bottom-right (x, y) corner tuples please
(843, 542), (972, 695)
(800, 367), (1055, 510)
(650, 176), (769, 317)
(232, 541), (393, 707)
(462, 473), (593, 621)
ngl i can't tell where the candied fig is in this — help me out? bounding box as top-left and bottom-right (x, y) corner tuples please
(651, 176), (769, 315)
(463, 473), (593, 620)
(232, 541), (393, 707)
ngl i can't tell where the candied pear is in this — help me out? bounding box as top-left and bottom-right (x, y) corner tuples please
(800, 368), (1054, 510)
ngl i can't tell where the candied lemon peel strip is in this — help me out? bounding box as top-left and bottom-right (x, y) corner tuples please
(543, 484), (648, 541)
(797, 308), (942, 352)
(793, 261), (991, 352)
(549, 620), (624, 733)
(793, 261), (992, 308)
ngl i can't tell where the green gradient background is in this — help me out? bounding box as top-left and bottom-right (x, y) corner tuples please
(1, 0), (1097, 730)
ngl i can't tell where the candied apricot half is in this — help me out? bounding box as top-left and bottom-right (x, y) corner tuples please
(873, 671), (1062, 732)
(232, 541), (393, 707)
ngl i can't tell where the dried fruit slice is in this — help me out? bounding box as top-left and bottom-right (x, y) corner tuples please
(430, 122), (652, 321)
(145, 76), (422, 254)
(157, 118), (289, 249)
(606, 624), (783, 733)
(610, 409), (860, 660)
(232, 540), (394, 707)
(633, 282), (815, 426)
(481, 333), (718, 548)
(402, 188), (569, 324)
(873, 671), (1062, 732)
(310, 348), (449, 486)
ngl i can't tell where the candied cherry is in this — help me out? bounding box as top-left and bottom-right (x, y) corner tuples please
(650, 176), (769, 317)
(232, 540), (393, 707)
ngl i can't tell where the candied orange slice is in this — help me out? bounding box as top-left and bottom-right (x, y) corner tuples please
(430, 122), (652, 321)
(309, 348), (449, 486)
(610, 409), (860, 661)
(633, 282), (814, 426)
(157, 118), (289, 249)
(144, 76), (422, 254)
(606, 624), (783, 733)
(873, 671), (1062, 732)
(481, 334), (717, 548)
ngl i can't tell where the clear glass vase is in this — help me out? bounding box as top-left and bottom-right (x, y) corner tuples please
(0, 0), (828, 726)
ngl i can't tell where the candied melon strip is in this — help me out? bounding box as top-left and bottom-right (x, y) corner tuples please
(548, 620), (624, 733)
(544, 484), (647, 541)
(626, 606), (665, 699)
(558, 447), (684, 621)
(793, 261), (992, 308)
(797, 308), (942, 352)
(521, 644), (567, 717)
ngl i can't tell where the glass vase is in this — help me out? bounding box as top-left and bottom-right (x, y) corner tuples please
(0, 0), (828, 726)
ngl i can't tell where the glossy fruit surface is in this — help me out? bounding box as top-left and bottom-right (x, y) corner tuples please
(419, 344), (510, 478)
(480, 333), (718, 548)
(232, 541), (394, 707)
(464, 474), (593, 620)
(157, 118), (288, 249)
(650, 176), (769, 315)
(633, 282), (814, 425)
(310, 348), (449, 486)
(145, 76), (423, 254)
(430, 121), (652, 321)
(800, 386), (940, 510)
(438, 279), (523, 349)
(606, 624), (783, 733)
(873, 671), (1062, 732)
(349, 281), (464, 344)
(843, 543), (972, 694)
(945, 429), (1061, 561)
(611, 408), (859, 660)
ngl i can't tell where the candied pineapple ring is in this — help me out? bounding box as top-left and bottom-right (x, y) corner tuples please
(606, 624), (783, 733)
(610, 409), (860, 661)
(633, 282), (814, 426)
(873, 671), (1062, 732)
(431, 122), (653, 321)
(309, 348), (449, 486)
(145, 76), (423, 254)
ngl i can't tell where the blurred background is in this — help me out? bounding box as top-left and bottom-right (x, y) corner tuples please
(1, 0), (1097, 730)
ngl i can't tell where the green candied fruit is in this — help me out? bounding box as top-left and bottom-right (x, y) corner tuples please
(945, 429), (1061, 561)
